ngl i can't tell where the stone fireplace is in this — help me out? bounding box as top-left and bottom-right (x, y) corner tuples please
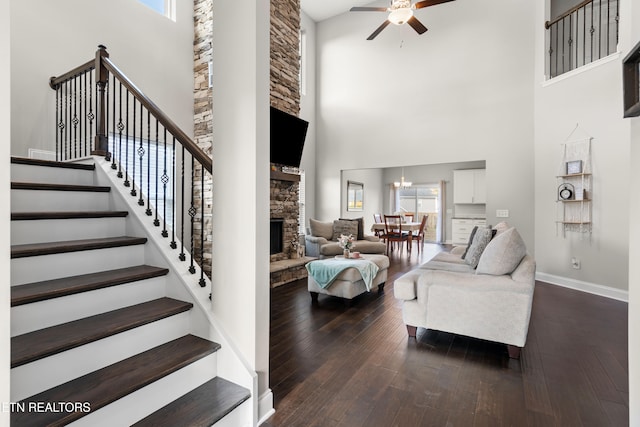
(269, 170), (300, 262)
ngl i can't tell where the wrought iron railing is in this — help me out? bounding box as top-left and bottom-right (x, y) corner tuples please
(49, 45), (212, 289)
(545, 0), (619, 78)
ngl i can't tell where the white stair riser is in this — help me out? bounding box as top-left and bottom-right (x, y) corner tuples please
(11, 276), (167, 336)
(11, 164), (95, 186)
(68, 353), (217, 427)
(10, 312), (191, 401)
(11, 217), (127, 245)
(213, 400), (252, 427)
(11, 245), (146, 285)
(11, 189), (111, 212)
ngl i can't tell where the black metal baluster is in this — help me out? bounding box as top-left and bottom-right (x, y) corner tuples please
(584, 3), (588, 66)
(111, 75), (117, 169)
(598, 0), (602, 59)
(170, 136), (177, 249)
(568, 14), (572, 72)
(179, 145), (186, 260)
(74, 77), (79, 159)
(83, 72), (87, 156)
(124, 91), (131, 187)
(55, 85), (59, 161)
(188, 155), (196, 274)
(199, 166), (206, 287)
(561, 18), (565, 75)
(88, 71), (94, 154)
(65, 80), (70, 160)
(138, 106), (145, 206)
(161, 128), (169, 236)
(590, 1), (594, 64)
(145, 110), (152, 214)
(615, 0), (619, 46)
(117, 83), (124, 178)
(131, 99), (137, 197)
(154, 120), (160, 225)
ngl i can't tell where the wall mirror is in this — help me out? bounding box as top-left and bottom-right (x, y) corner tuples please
(347, 181), (364, 212)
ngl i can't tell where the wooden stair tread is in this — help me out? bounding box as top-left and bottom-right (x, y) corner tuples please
(11, 335), (220, 427)
(11, 236), (147, 259)
(132, 377), (251, 426)
(11, 265), (169, 307)
(11, 156), (95, 170)
(12, 211), (129, 220)
(11, 182), (111, 192)
(11, 297), (193, 368)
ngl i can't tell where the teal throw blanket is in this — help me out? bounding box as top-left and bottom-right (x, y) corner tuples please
(306, 258), (379, 291)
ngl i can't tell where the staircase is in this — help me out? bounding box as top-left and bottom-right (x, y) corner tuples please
(10, 157), (251, 426)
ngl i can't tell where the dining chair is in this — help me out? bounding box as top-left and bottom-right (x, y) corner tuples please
(373, 213), (384, 239)
(404, 213), (414, 222)
(413, 214), (428, 253)
(383, 215), (410, 255)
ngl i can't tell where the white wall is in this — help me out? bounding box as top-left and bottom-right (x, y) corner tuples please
(627, 0), (640, 424)
(534, 2), (630, 292)
(1, 0), (11, 423)
(300, 12), (317, 230)
(10, 0), (195, 156)
(211, 0), (271, 421)
(315, 0), (536, 250)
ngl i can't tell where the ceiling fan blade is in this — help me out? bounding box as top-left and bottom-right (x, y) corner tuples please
(367, 20), (391, 40)
(414, 0), (455, 9)
(407, 16), (428, 35)
(350, 6), (389, 12)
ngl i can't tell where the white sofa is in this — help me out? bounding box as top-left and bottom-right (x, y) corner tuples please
(394, 225), (535, 359)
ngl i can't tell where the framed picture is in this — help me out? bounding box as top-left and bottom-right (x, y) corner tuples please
(566, 160), (583, 175)
(347, 181), (364, 212)
(623, 40), (640, 118)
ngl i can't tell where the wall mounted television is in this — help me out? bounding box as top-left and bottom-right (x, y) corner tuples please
(270, 107), (309, 167)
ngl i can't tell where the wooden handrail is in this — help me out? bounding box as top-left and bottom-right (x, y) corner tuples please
(49, 59), (95, 89)
(102, 57), (212, 174)
(545, 0), (593, 29)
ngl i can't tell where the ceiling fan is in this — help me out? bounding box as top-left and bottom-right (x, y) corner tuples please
(350, 0), (455, 40)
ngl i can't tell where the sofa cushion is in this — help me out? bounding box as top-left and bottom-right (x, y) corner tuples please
(332, 220), (359, 241)
(493, 221), (510, 236)
(461, 226), (478, 259)
(464, 227), (493, 268)
(309, 219), (334, 240)
(339, 217), (365, 240)
(476, 227), (527, 276)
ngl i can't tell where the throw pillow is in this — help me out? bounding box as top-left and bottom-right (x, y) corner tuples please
(493, 221), (510, 236)
(339, 217), (365, 240)
(461, 226), (479, 259)
(332, 220), (359, 241)
(464, 226), (493, 268)
(309, 219), (334, 240)
(476, 227), (527, 276)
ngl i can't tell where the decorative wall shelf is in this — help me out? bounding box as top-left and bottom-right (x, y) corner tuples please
(556, 134), (592, 238)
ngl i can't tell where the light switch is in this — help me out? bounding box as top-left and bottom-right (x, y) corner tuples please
(496, 209), (509, 218)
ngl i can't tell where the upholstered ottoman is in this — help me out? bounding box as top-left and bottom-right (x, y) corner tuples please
(307, 254), (389, 302)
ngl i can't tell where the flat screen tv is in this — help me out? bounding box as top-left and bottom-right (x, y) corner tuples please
(270, 107), (309, 168)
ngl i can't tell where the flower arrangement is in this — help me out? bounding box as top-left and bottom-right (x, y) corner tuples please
(337, 234), (356, 251)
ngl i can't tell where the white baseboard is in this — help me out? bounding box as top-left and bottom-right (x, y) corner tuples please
(257, 389), (275, 426)
(536, 272), (628, 302)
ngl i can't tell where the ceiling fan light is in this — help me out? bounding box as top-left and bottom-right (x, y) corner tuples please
(388, 8), (413, 25)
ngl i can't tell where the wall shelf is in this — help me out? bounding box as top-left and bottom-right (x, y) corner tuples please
(556, 138), (592, 237)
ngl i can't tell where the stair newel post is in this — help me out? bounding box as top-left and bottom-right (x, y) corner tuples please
(93, 45), (110, 159)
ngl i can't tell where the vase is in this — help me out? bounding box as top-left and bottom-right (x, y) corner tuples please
(343, 249), (350, 259)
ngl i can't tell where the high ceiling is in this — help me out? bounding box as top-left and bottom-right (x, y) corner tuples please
(301, 0), (377, 22)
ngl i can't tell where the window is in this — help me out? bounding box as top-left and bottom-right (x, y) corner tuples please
(299, 30), (307, 96)
(137, 0), (175, 20)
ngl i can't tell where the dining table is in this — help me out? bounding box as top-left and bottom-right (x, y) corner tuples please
(371, 221), (422, 245)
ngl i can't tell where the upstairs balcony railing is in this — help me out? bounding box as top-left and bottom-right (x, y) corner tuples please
(49, 45), (212, 291)
(546, 0), (619, 78)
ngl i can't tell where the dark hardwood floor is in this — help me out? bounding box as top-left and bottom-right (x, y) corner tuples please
(265, 244), (629, 426)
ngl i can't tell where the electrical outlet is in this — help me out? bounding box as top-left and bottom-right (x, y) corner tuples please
(496, 209), (509, 218)
(571, 257), (581, 269)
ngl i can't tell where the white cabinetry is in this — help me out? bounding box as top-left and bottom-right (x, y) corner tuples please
(452, 218), (486, 245)
(453, 169), (486, 204)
